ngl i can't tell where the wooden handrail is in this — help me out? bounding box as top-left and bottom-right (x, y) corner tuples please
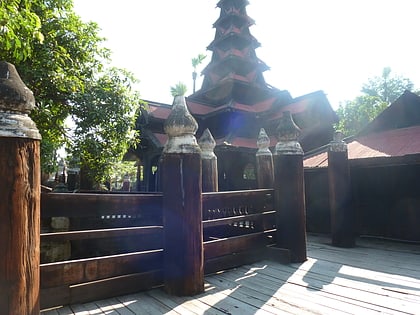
(41, 192), (163, 218)
(203, 211), (275, 228)
(41, 226), (163, 242)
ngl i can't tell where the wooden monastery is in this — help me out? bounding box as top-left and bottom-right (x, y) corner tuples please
(130, 0), (338, 191)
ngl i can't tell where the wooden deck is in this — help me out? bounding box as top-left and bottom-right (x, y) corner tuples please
(41, 234), (420, 315)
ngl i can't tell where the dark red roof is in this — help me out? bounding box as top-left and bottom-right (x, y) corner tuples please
(304, 126), (420, 168)
(147, 97), (279, 118)
(215, 135), (277, 149)
(148, 132), (168, 147)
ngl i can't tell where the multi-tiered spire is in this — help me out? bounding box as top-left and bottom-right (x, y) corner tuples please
(132, 1), (338, 191)
(189, 0), (276, 105)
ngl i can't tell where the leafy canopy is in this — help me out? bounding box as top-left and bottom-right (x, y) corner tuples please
(0, 0), (143, 186)
(336, 67), (414, 136)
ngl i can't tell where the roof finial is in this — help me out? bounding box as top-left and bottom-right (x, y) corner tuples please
(274, 111), (303, 155)
(163, 95), (200, 153)
(330, 130), (347, 152)
(256, 128), (271, 156)
(198, 128), (216, 160)
(0, 61), (41, 139)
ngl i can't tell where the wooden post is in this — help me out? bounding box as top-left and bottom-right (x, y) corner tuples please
(198, 128), (218, 192)
(273, 111), (307, 263)
(0, 62), (41, 314)
(256, 128), (274, 188)
(161, 95), (204, 295)
(328, 131), (355, 247)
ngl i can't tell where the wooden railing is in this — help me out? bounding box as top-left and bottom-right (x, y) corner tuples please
(40, 189), (276, 310)
(203, 189), (276, 274)
(2, 65), (307, 314)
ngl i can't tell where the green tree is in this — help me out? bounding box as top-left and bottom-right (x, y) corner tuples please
(71, 68), (142, 189)
(361, 67), (414, 104)
(0, 0), (143, 187)
(336, 68), (414, 136)
(336, 95), (387, 136)
(0, 0), (44, 61)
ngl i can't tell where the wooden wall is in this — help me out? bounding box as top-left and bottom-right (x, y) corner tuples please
(304, 163), (420, 241)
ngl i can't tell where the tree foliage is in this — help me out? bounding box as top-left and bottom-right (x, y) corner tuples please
(336, 95), (388, 136)
(336, 68), (414, 136)
(0, 0), (143, 187)
(361, 67), (414, 104)
(71, 68), (141, 187)
(0, 0), (44, 61)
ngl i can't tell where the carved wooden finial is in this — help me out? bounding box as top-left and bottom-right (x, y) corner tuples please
(198, 128), (216, 160)
(163, 95), (200, 153)
(275, 111), (303, 155)
(330, 131), (347, 152)
(256, 128), (271, 156)
(0, 61), (40, 139)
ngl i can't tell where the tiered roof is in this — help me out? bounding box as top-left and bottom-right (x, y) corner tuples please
(135, 0), (338, 158)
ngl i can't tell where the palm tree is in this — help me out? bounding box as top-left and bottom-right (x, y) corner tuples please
(191, 53), (206, 93)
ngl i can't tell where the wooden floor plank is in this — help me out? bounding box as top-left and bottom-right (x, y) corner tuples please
(283, 257), (420, 300)
(117, 292), (178, 314)
(195, 285), (270, 315)
(40, 234), (420, 315)
(56, 306), (77, 315)
(40, 309), (60, 315)
(94, 297), (135, 314)
(206, 271), (313, 314)
(215, 265), (363, 315)
(307, 241), (420, 278)
(147, 287), (230, 315)
(258, 263), (415, 315)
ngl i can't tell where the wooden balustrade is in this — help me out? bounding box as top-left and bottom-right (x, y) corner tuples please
(39, 187), (278, 309)
(1, 64), (306, 313)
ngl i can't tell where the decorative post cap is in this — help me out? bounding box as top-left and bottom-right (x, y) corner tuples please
(163, 95), (200, 153)
(274, 111), (303, 155)
(329, 131), (347, 152)
(0, 61), (41, 139)
(198, 128), (217, 160)
(256, 128), (272, 156)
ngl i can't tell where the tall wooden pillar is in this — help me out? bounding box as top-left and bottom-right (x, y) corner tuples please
(0, 62), (41, 314)
(199, 128), (218, 192)
(161, 95), (204, 296)
(273, 111), (307, 263)
(256, 128), (274, 188)
(328, 131), (355, 247)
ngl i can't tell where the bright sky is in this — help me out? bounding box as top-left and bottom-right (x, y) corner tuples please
(73, 0), (420, 109)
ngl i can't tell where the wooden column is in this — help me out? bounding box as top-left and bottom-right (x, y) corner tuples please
(161, 95), (204, 296)
(256, 128), (274, 188)
(328, 131), (355, 247)
(199, 128), (218, 192)
(0, 62), (41, 314)
(273, 111), (307, 263)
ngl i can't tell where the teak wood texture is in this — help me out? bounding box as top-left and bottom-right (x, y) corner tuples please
(0, 139), (40, 315)
(41, 234), (420, 315)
